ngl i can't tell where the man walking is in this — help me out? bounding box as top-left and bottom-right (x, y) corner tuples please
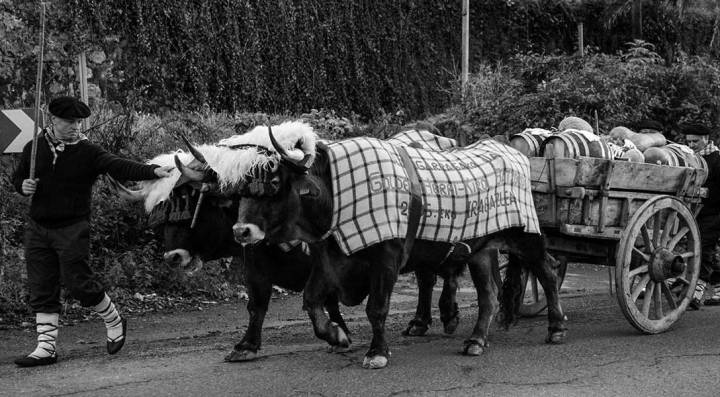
(682, 123), (720, 309)
(11, 96), (172, 366)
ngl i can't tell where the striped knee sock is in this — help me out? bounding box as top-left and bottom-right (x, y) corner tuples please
(93, 293), (123, 340)
(28, 313), (59, 359)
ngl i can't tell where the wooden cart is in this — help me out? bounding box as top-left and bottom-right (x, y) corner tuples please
(518, 154), (707, 334)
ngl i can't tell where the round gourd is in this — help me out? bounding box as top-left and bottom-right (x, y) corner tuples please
(609, 126), (634, 141)
(621, 148), (644, 162)
(643, 147), (673, 165)
(627, 131), (666, 152)
(558, 116), (593, 133)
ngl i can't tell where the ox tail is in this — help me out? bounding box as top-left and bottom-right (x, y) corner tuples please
(498, 253), (523, 329)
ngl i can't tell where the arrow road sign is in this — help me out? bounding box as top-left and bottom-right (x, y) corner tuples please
(0, 108), (43, 154)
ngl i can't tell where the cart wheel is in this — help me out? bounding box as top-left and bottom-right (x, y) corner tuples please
(497, 253), (567, 317)
(615, 196), (700, 334)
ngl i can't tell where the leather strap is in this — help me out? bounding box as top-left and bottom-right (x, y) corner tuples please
(397, 146), (423, 269)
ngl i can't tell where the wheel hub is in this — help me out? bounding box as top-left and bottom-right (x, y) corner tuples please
(648, 247), (685, 282)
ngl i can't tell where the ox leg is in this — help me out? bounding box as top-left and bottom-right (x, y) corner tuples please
(463, 250), (498, 356)
(363, 260), (400, 369)
(325, 294), (352, 353)
(531, 253), (567, 344)
(403, 269), (436, 336)
(303, 263), (351, 351)
(225, 276), (272, 362)
(439, 271), (460, 335)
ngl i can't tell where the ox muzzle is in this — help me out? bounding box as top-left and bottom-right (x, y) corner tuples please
(232, 223), (266, 246)
(163, 249), (193, 267)
(163, 248), (204, 274)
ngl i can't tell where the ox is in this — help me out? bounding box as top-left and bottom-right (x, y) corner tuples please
(224, 124), (567, 369)
(110, 144), (351, 361)
(115, 126), (468, 361)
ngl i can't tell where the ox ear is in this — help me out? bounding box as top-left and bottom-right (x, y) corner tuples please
(294, 178), (321, 198)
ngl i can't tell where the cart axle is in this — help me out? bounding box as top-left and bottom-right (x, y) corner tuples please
(649, 248), (685, 282)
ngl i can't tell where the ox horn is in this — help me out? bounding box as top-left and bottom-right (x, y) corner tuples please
(267, 124), (314, 171)
(174, 154), (205, 182)
(105, 175), (145, 202)
(179, 133), (208, 164)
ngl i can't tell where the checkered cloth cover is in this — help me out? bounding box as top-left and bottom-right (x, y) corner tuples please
(325, 136), (541, 255)
(386, 129), (458, 151)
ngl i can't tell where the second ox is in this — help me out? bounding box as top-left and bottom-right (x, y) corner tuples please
(227, 122), (567, 369)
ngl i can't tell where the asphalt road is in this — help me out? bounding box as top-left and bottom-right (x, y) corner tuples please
(2, 264), (720, 396)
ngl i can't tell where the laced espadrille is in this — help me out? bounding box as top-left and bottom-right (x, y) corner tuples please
(93, 293), (127, 355)
(106, 318), (127, 355)
(15, 313), (59, 367)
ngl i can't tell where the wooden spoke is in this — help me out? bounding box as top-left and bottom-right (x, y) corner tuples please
(652, 212), (662, 247)
(628, 264), (648, 279)
(660, 211), (678, 247)
(631, 247), (651, 264)
(641, 282), (655, 317)
(641, 225), (654, 252)
(631, 274), (651, 302)
(679, 252), (695, 260)
(661, 282), (678, 310)
(667, 226), (689, 251)
(653, 283), (663, 319)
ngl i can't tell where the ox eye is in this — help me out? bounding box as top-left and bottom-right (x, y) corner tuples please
(270, 176), (280, 190)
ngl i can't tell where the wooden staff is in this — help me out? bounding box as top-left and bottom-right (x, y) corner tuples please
(594, 109), (600, 135)
(29, 2), (47, 180)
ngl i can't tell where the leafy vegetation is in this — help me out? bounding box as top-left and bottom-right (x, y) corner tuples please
(2, 2), (719, 324)
(454, 41), (720, 143)
(2, 1), (718, 117)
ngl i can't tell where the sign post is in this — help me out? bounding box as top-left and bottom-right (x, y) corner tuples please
(460, 0), (469, 146)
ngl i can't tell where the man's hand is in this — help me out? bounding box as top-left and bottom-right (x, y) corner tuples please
(154, 165), (174, 178)
(21, 178), (38, 195)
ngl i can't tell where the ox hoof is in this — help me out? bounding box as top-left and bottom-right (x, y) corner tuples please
(443, 317), (459, 335)
(545, 330), (567, 344)
(362, 355), (388, 369)
(224, 349), (258, 362)
(331, 322), (351, 347)
(326, 344), (352, 354)
(402, 323), (429, 337)
(462, 340), (487, 356)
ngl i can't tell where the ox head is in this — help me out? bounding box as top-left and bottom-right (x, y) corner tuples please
(112, 178), (238, 271)
(155, 183), (238, 270)
(232, 125), (328, 246)
(107, 143), (237, 273)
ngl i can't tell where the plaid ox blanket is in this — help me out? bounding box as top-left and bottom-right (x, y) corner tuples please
(325, 136), (541, 255)
(385, 129), (458, 151)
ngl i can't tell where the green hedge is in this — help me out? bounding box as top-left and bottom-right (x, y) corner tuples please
(2, 1), (718, 117)
(455, 43), (720, 142)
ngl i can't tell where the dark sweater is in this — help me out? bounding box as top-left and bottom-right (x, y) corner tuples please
(12, 132), (159, 228)
(700, 150), (720, 217)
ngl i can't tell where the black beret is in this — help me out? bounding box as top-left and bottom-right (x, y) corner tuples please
(679, 123), (712, 136)
(48, 96), (91, 119)
(634, 119), (664, 133)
